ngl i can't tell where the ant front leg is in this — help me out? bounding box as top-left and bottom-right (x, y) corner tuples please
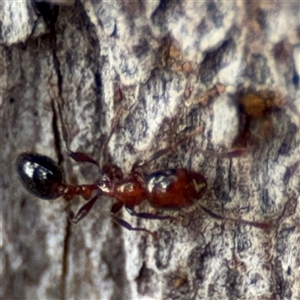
(111, 202), (157, 238)
(125, 206), (177, 222)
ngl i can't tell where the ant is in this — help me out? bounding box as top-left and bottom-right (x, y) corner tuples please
(16, 106), (272, 238)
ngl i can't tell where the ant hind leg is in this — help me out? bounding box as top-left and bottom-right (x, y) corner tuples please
(54, 95), (100, 167)
(67, 193), (99, 224)
(66, 107), (124, 168)
(66, 150), (100, 167)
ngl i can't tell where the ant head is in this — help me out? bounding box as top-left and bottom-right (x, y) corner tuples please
(16, 153), (64, 200)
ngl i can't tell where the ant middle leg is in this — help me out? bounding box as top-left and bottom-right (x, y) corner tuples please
(133, 125), (246, 172)
(132, 126), (203, 170)
(111, 202), (157, 238)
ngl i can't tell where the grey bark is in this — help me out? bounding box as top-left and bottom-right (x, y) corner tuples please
(1, 1), (299, 300)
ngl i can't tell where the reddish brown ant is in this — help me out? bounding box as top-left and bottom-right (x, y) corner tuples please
(16, 107), (272, 237)
(16, 152), (271, 237)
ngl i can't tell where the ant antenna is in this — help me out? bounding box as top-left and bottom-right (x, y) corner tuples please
(197, 204), (272, 230)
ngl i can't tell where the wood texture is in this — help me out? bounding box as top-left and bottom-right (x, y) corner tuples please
(1, 1), (299, 299)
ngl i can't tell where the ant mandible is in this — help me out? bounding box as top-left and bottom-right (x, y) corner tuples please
(16, 106), (271, 237)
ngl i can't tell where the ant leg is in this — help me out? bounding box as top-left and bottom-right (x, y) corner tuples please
(54, 96), (100, 167)
(68, 193), (99, 224)
(133, 127), (203, 169)
(198, 204), (272, 230)
(111, 202), (157, 238)
(133, 126), (245, 171)
(100, 106), (123, 165)
(62, 117), (99, 167)
(66, 151), (99, 167)
(191, 148), (246, 158)
(67, 107), (123, 169)
(190, 129), (247, 158)
(125, 206), (177, 221)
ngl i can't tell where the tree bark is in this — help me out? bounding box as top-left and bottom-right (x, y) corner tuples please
(1, 1), (299, 299)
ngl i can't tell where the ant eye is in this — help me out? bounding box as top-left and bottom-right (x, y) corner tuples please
(16, 153), (63, 200)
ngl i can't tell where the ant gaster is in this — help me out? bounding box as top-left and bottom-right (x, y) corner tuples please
(16, 108), (271, 237)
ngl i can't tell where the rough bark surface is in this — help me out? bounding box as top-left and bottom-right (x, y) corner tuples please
(1, 1), (299, 300)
